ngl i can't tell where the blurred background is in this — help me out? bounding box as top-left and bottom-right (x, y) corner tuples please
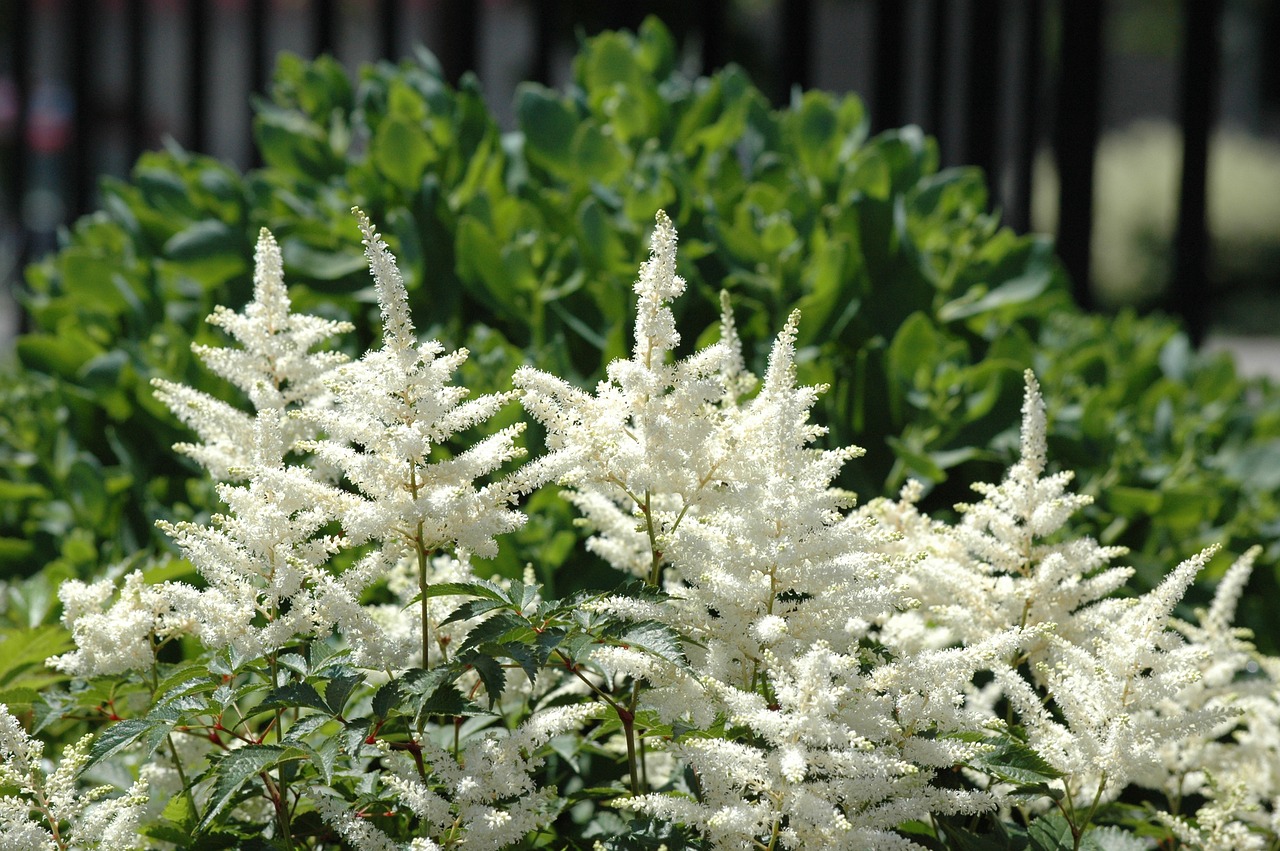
(0, 0), (1277, 361)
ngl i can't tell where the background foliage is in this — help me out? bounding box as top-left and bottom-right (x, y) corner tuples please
(2, 19), (1279, 646)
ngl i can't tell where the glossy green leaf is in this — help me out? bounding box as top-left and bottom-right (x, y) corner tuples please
(517, 85), (578, 178)
(373, 116), (435, 192)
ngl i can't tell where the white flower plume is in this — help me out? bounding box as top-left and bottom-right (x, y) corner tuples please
(151, 227), (352, 480)
(0, 705), (149, 850)
(303, 209), (540, 560)
(523, 211), (997, 848)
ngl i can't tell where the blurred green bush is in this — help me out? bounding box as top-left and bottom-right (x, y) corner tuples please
(3, 19), (1279, 645)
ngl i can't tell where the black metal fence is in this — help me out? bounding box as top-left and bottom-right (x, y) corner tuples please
(0, 0), (1270, 344)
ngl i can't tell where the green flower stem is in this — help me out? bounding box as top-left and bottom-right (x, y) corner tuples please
(556, 649), (642, 796)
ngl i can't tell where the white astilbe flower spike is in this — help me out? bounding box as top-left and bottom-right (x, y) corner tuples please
(866, 371), (1133, 671)
(866, 370), (1246, 814)
(934, 371), (1132, 658)
(151, 227), (352, 480)
(153, 413), (365, 660)
(633, 209), (685, 368)
(515, 215), (748, 584)
(1029, 547), (1234, 802)
(524, 212), (998, 849)
(312, 794), (422, 851)
(1142, 545), (1280, 841)
(0, 705), (148, 850)
(47, 569), (191, 677)
(302, 209), (538, 561)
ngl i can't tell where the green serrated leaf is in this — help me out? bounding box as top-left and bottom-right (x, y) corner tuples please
(199, 745), (302, 831)
(33, 688), (74, 732)
(416, 683), (475, 721)
(276, 653), (309, 677)
(1027, 813), (1076, 851)
(458, 612), (532, 656)
(342, 718), (372, 756)
(0, 625), (74, 685)
(293, 737), (340, 785)
(497, 640), (542, 686)
(283, 713), (330, 744)
(256, 682), (330, 715)
(969, 732), (1064, 786)
(612, 621), (688, 669)
(506, 579), (542, 615)
(154, 676), (218, 712)
(87, 718), (174, 771)
(440, 597), (510, 627)
(372, 679), (401, 719)
(460, 652), (506, 708)
(423, 580), (510, 603)
(0, 686), (40, 708)
(323, 673), (361, 716)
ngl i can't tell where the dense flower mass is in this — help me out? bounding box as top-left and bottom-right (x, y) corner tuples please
(8, 210), (1278, 850)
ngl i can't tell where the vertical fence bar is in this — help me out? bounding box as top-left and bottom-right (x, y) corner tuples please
(8, 0), (31, 233)
(872, 0), (906, 132)
(1007, 0), (1042, 234)
(315, 0), (336, 57)
(438, 0), (479, 86)
(5, 0), (32, 325)
(248, 0), (266, 169)
(71, 0), (95, 218)
(927, 0), (950, 153)
(531, 0), (554, 85)
(188, 0), (209, 152)
(249, 0), (267, 96)
(700, 0), (727, 76)
(125, 0), (147, 164)
(1053, 0), (1103, 311)
(1172, 0), (1222, 345)
(378, 0), (400, 61)
(780, 0), (813, 101)
(964, 0), (1001, 190)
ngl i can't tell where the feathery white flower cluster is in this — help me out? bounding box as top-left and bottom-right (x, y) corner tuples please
(0, 705), (148, 850)
(48, 570), (187, 677)
(151, 228), (352, 481)
(1147, 545), (1280, 847)
(524, 212), (1005, 849)
(302, 210), (536, 562)
(52, 211), (546, 672)
(861, 371), (1242, 811)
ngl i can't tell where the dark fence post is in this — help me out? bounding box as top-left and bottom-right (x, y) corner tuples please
(872, 0), (906, 132)
(780, 0), (813, 100)
(964, 0), (1002, 190)
(126, 0), (147, 165)
(188, 0), (209, 153)
(1173, 0), (1222, 346)
(700, 0), (727, 76)
(378, 0), (400, 61)
(531, 0), (555, 85)
(1008, 0), (1043, 234)
(438, 0), (480, 86)
(71, 0), (95, 218)
(927, 0), (951, 154)
(8, 0), (31, 232)
(315, 0), (336, 57)
(1054, 1), (1104, 311)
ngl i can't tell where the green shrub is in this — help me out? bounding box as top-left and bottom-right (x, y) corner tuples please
(5, 19), (1279, 646)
